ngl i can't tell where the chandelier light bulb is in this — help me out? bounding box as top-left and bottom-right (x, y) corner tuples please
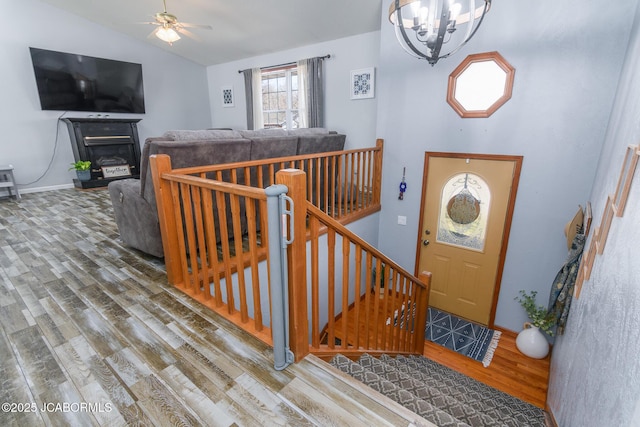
(389, 0), (491, 66)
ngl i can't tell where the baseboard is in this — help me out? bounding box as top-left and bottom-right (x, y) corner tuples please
(545, 403), (559, 427)
(19, 183), (75, 194)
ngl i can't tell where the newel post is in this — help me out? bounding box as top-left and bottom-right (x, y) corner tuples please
(150, 154), (183, 285)
(276, 169), (309, 362)
(414, 271), (432, 352)
(373, 138), (384, 205)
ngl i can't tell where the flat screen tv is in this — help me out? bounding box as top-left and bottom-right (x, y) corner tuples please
(29, 47), (145, 114)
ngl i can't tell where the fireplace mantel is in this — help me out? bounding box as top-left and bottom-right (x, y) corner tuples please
(62, 118), (142, 189)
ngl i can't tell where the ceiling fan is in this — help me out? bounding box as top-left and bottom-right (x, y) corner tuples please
(143, 0), (212, 45)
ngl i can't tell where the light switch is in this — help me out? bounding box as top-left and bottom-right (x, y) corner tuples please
(397, 215), (407, 226)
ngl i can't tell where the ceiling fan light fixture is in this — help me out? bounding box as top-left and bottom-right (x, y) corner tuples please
(156, 26), (181, 44)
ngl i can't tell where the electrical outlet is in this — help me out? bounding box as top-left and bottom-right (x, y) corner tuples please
(397, 215), (407, 226)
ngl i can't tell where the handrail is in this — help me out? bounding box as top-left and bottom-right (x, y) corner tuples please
(149, 140), (429, 367)
(275, 169), (430, 360)
(306, 202), (430, 357)
(150, 154), (279, 344)
(168, 140), (384, 222)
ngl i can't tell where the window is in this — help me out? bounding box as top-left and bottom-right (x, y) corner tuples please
(437, 173), (491, 251)
(261, 67), (299, 129)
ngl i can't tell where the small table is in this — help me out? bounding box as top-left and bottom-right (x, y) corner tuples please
(0, 165), (20, 199)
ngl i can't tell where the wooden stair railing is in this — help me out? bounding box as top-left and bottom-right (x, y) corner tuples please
(275, 169), (431, 362)
(169, 139), (384, 223)
(151, 154), (278, 344)
(149, 140), (428, 366)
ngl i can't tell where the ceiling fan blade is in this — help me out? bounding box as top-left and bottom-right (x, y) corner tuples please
(178, 22), (212, 30)
(177, 28), (202, 42)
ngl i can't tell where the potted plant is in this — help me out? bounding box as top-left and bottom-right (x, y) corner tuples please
(372, 264), (388, 299)
(514, 290), (555, 358)
(69, 160), (92, 181)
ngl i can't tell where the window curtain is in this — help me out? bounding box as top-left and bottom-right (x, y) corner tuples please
(242, 68), (263, 130)
(298, 56), (325, 128)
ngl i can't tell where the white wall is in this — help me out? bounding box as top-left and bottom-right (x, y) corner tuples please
(4, 0), (212, 193)
(547, 3), (640, 425)
(374, 0), (635, 332)
(206, 31), (380, 149)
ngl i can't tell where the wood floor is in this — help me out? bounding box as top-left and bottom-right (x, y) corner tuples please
(0, 189), (430, 427)
(0, 188), (548, 426)
(423, 328), (550, 409)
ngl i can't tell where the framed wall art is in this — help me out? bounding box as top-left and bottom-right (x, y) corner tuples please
(350, 67), (375, 100)
(613, 144), (639, 216)
(583, 227), (599, 282)
(221, 86), (234, 107)
(596, 196), (616, 254)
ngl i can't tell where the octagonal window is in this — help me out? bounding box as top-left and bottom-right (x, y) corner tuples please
(447, 51), (515, 118)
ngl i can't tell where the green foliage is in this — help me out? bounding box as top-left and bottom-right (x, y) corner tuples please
(514, 290), (555, 336)
(69, 161), (91, 171)
(372, 264), (386, 288)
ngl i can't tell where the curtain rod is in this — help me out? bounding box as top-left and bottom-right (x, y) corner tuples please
(238, 54), (331, 74)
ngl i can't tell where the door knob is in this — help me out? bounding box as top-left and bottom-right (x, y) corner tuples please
(423, 239), (430, 246)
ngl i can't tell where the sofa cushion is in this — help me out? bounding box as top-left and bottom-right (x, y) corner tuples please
(239, 128), (288, 138)
(141, 139), (252, 204)
(162, 129), (244, 140)
(249, 136), (299, 161)
(286, 127), (330, 136)
(296, 133), (346, 155)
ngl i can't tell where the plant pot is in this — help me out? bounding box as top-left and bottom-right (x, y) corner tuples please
(76, 170), (91, 181)
(515, 322), (549, 359)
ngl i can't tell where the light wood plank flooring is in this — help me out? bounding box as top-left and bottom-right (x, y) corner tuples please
(0, 189), (430, 427)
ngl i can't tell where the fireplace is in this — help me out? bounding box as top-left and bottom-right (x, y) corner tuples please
(63, 118), (142, 189)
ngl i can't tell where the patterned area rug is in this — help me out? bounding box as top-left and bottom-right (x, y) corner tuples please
(426, 307), (501, 367)
(330, 353), (546, 427)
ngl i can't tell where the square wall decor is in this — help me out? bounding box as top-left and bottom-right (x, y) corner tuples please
(221, 86), (234, 107)
(350, 68), (375, 100)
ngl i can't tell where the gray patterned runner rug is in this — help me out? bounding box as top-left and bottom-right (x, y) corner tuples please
(330, 353), (546, 427)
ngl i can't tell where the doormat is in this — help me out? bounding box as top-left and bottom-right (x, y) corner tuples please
(426, 307), (501, 367)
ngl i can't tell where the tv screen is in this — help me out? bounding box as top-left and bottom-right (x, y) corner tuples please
(29, 47), (145, 114)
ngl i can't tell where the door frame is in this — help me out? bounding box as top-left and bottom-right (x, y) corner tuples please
(414, 152), (523, 327)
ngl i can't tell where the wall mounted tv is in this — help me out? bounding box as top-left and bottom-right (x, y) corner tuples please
(29, 47), (145, 114)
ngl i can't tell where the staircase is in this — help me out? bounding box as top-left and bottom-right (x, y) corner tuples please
(330, 353), (547, 427)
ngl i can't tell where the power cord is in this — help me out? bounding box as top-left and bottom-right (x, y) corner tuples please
(19, 111), (68, 186)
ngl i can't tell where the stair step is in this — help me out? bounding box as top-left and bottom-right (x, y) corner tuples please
(330, 354), (471, 427)
(383, 355), (523, 427)
(402, 355), (546, 427)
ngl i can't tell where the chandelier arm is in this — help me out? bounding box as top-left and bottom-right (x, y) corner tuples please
(393, 0), (429, 59)
(428, 1), (451, 64)
(438, 0), (490, 60)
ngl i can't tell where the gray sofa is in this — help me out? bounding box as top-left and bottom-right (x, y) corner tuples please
(108, 128), (346, 257)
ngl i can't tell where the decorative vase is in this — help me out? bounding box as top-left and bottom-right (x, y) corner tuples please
(515, 322), (549, 359)
(76, 170), (91, 181)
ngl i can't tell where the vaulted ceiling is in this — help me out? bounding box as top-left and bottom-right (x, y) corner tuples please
(38, 0), (384, 66)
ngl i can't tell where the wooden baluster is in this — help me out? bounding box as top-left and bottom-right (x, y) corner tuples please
(353, 244), (363, 349)
(341, 235), (350, 349)
(373, 139), (383, 206)
(310, 214), (321, 349)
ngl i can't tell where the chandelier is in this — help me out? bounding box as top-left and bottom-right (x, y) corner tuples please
(388, 0), (491, 66)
